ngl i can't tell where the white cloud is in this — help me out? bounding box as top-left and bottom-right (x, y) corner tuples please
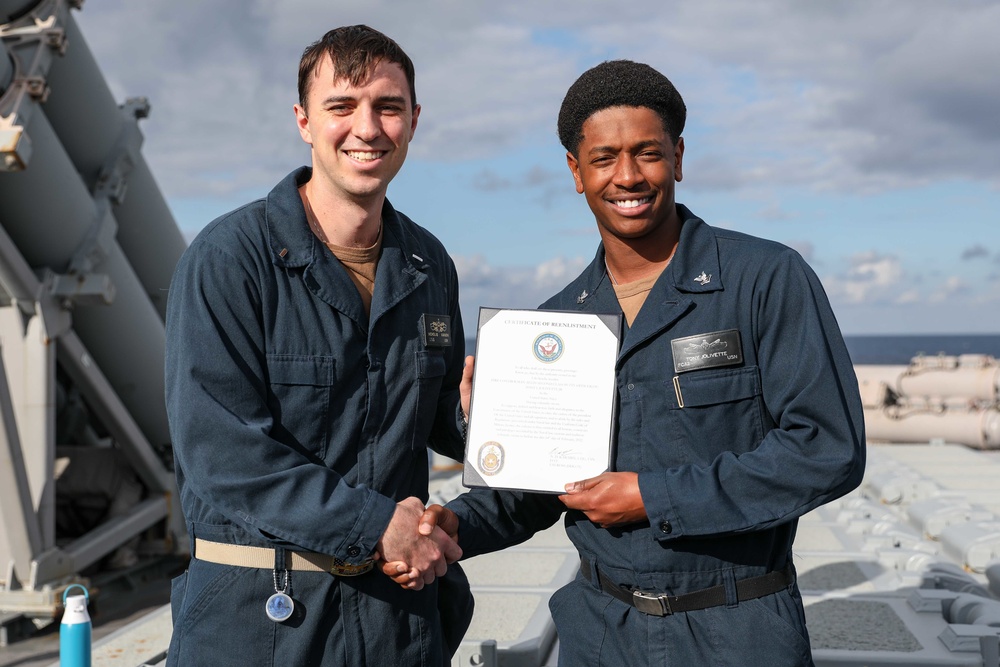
(928, 276), (968, 304)
(571, 2), (1000, 193)
(826, 265), (1000, 335)
(823, 252), (904, 305)
(850, 253), (904, 288)
(820, 252), (1000, 334)
(453, 254), (588, 330)
(74, 1), (305, 199)
(58, 1), (1000, 335)
(74, 0), (1000, 202)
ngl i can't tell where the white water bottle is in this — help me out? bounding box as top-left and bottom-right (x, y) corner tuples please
(60, 584), (92, 667)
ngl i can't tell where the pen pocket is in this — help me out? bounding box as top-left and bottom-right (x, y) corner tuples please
(412, 349), (447, 452)
(662, 366), (765, 464)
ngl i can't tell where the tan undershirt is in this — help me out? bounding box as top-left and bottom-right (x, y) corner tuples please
(612, 271), (662, 326)
(325, 226), (383, 317)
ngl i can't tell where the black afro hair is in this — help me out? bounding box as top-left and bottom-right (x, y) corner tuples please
(557, 60), (686, 155)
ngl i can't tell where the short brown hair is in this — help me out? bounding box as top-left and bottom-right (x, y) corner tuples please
(298, 25), (416, 111)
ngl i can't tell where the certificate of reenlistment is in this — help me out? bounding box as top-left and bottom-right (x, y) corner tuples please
(463, 307), (621, 493)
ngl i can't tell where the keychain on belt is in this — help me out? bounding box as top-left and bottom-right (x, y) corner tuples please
(266, 547), (294, 623)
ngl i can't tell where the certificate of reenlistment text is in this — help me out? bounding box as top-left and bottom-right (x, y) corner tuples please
(463, 307), (621, 493)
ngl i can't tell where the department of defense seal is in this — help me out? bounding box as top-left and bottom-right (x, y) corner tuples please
(477, 441), (504, 476)
(533, 332), (564, 363)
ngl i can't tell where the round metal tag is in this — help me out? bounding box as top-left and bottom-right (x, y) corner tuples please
(265, 592), (294, 622)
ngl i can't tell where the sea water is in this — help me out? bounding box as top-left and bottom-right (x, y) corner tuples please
(465, 334), (1000, 366)
(842, 334), (1000, 365)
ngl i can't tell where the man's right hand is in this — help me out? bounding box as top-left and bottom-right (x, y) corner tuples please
(381, 504), (460, 589)
(375, 498), (461, 591)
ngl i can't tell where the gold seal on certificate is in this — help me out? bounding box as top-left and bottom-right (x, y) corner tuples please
(477, 441), (505, 476)
(463, 308), (621, 493)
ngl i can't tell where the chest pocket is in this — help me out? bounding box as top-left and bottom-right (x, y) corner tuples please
(665, 365), (765, 464)
(412, 349), (447, 452)
(266, 354), (335, 460)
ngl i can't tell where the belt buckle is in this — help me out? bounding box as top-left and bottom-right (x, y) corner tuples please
(329, 558), (374, 577)
(632, 590), (671, 616)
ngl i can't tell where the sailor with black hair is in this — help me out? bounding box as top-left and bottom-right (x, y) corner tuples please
(392, 59), (865, 666)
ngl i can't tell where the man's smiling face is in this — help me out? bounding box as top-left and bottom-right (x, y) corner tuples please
(567, 105), (683, 245)
(295, 56), (419, 205)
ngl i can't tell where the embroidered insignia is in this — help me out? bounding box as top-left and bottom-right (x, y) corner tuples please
(694, 271), (712, 285)
(420, 314), (452, 347)
(577, 290), (589, 304)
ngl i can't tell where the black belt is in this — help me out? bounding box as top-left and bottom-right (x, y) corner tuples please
(580, 558), (795, 617)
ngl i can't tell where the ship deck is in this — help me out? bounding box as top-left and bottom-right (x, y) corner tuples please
(5, 441), (1000, 667)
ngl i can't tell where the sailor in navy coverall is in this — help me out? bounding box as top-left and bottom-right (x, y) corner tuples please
(165, 27), (469, 667)
(394, 60), (865, 666)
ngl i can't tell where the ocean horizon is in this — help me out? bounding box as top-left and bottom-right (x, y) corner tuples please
(841, 333), (1000, 365)
(465, 333), (1000, 366)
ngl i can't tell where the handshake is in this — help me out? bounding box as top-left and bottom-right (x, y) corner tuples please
(371, 468), (646, 591)
(374, 497), (460, 591)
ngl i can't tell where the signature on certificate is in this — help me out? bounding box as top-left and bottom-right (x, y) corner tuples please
(548, 446), (595, 464)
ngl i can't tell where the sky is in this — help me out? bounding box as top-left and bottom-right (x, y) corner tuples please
(72, 1), (1000, 335)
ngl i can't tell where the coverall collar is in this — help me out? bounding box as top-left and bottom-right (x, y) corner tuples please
(264, 167), (430, 330)
(667, 204), (725, 295)
(565, 205), (724, 361)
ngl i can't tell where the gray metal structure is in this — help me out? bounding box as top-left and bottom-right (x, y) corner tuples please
(0, 0), (186, 634)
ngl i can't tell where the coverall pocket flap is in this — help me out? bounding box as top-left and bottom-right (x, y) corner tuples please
(669, 366), (761, 408)
(266, 354), (335, 386)
(415, 349), (447, 378)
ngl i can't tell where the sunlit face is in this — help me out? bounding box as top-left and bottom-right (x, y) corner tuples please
(567, 106), (683, 244)
(294, 56), (419, 205)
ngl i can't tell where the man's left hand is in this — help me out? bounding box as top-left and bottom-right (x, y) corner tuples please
(559, 472), (646, 528)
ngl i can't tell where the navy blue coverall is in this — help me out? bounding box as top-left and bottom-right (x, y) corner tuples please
(448, 206), (866, 666)
(164, 168), (469, 666)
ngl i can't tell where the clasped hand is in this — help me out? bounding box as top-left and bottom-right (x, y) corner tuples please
(375, 497), (461, 591)
(380, 471), (646, 590)
(378, 501), (460, 590)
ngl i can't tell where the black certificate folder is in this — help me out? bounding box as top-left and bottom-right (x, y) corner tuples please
(463, 307), (621, 494)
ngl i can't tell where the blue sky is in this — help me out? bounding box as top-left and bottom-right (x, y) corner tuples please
(75, 1), (1000, 334)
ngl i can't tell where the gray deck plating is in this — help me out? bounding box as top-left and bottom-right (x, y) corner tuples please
(46, 443), (1000, 667)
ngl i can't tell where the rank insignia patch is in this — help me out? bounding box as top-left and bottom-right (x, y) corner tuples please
(420, 314), (452, 347)
(671, 329), (743, 373)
